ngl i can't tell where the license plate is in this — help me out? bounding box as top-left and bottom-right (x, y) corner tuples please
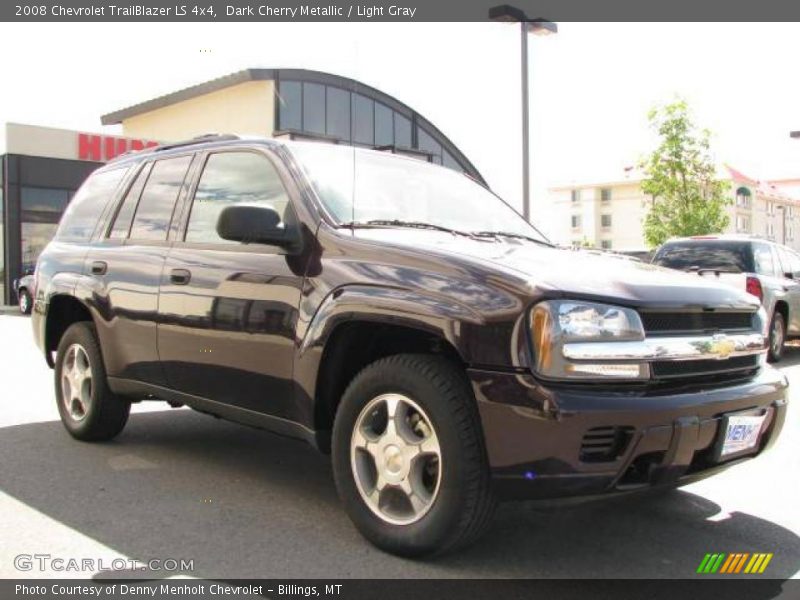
(720, 414), (767, 457)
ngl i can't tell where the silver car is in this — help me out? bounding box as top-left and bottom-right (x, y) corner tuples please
(653, 235), (800, 362)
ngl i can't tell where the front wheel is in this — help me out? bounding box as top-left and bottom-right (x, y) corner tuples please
(55, 322), (130, 441)
(768, 312), (786, 363)
(332, 354), (496, 557)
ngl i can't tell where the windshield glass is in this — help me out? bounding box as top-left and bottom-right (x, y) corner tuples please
(288, 142), (549, 242)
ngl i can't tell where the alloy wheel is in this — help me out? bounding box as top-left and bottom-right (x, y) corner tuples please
(350, 393), (442, 525)
(61, 344), (93, 421)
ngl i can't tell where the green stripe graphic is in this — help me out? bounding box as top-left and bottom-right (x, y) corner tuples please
(697, 554), (712, 573)
(710, 553), (726, 573)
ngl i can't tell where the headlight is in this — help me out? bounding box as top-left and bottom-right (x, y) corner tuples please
(531, 300), (649, 381)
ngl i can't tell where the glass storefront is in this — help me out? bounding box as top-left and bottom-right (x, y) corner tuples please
(20, 186), (72, 272)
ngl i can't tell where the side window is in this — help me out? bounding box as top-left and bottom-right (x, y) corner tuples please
(789, 250), (800, 277)
(129, 156), (193, 241)
(753, 243), (776, 276)
(57, 167), (128, 242)
(109, 163), (152, 239)
(776, 246), (792, 277)
(185, 152), (291, 245)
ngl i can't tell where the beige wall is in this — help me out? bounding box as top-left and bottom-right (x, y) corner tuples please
(120, 81), (275, 140)
(548, 179), (800, 252)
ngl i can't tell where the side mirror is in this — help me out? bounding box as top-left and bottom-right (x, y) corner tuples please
(216, 205), (299, 250)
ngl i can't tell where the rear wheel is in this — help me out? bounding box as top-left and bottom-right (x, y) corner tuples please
(768, 312), (786, 363)
(55, 322), (130, 441)
(18, 288), (32, 314)
(332, 354), (496, 557)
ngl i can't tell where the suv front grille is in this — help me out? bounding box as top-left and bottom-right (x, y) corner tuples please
(640, 311), (754, 334)
(651, 355), (759, 380)
(579, 426), (634, 463)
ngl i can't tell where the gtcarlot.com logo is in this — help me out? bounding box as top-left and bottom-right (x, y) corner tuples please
(697, 552), (773, 574)
(14, 554), (194, 573)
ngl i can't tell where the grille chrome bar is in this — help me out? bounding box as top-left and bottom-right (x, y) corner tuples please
(562, 333), (766, 362)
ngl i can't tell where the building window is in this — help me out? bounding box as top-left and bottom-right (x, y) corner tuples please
(736, 215), (751, 233)
(600, 188), (611, 203)
(767, 222), (775, 239)
(601, 214), (612, 229)
(571, 189), (581, 203)
(788, 206), (795, 219)
(735, 186), (752, 209)
(788, 225), (794, 242)
(277, 79), (471, 175)
(571, 215), (581, 229)
(417, 128), (443, 165)
(325, 86), (350, 141)
(767, 201), (775, 216)
(600, 240), (612, 250)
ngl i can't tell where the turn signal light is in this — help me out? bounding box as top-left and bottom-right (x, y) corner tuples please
(746, 276), (763, 302)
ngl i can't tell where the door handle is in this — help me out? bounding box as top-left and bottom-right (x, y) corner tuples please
(90, 261), (107, 276)
(170, 269), (191, 285)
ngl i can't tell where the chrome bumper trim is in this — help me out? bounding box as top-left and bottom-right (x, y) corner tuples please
(562, 333), (766, 362)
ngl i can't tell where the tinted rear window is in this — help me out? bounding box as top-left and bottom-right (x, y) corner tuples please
(56, 167), (128, 242)
(653, 241), (754, 273)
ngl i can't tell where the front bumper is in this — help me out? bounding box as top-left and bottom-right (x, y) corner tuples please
(469, 365), (788, 500)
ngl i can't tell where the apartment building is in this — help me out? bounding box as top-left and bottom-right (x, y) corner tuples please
(547, 166), (800, 253)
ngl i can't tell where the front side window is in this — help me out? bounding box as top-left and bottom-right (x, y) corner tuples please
(57, 167), (128, 242)
(290, 143), (548, 242)
(129, 155), (192, 241)
(185, 152), (290, 245)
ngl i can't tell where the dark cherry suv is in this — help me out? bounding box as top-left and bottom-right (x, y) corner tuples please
(31, 135), (788, 556)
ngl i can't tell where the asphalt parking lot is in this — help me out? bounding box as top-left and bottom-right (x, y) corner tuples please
(0, 312), (798, 580)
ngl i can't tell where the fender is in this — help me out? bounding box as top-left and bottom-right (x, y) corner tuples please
(34, 271), (85, 365)
(298, 283), (486, 362)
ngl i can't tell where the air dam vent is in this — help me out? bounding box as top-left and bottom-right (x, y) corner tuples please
(640, 311), (754, 334)
(580, 426), (634, 463)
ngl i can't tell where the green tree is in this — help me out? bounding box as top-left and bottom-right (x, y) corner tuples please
(639, 99), (730, 248)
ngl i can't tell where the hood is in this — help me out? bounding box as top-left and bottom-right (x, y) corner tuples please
(353, 229), (760, 311)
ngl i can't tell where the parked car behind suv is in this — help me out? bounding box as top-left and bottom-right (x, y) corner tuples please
(31, 136), (787, 556)
(653, 235), (800, 362)
(13, 270), (35, 314)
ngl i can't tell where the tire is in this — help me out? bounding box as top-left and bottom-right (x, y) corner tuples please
(18, 288), (32, 315)
(55, 321), (130, 441)
(768, 312), (786, 363)
(332, 354), (496, 557)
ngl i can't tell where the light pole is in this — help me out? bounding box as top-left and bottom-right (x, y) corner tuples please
(489, 5), (557, 222)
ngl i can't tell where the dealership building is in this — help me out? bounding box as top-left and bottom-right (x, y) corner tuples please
(1, 68), (483, 305)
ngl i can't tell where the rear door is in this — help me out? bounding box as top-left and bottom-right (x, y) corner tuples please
(157, 147), (308, 420)
(86, 153), (196, 386)
(773, 245), (800, 335)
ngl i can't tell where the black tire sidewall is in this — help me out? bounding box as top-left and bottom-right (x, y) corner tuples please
(332, 356), (482, 556)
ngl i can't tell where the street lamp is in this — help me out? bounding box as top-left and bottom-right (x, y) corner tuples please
(489, 4), (557, 222)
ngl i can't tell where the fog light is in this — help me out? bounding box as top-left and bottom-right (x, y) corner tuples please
(565, 363), (648, 378)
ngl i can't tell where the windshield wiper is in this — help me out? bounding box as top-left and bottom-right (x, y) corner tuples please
(341, 219), (474, 237)
(470, 230), (553, 247)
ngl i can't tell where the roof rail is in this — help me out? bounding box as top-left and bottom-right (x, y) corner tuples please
(154, 133), (241, 152)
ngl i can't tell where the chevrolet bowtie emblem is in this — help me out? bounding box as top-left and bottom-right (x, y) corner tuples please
(710, 334), (736, 360)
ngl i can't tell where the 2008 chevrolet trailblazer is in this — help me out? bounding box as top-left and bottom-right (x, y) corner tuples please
(30, 135), (787, 556)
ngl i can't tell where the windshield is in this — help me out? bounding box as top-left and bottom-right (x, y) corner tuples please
(653, 241), (755, 273)
(288, 143), (549, 242)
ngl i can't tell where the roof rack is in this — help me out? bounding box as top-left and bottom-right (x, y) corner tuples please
(154, 133), (241, 152)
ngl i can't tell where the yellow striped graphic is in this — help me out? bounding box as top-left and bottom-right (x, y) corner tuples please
(698, 552), (773, 574)
(758, 554), (773, 573)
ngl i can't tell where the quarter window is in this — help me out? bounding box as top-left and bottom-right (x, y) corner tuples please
(754, 243), (776, 276)
(129, 156), (192, 241)
(185, 152), (290, 245)
(57, 167), (128, 242)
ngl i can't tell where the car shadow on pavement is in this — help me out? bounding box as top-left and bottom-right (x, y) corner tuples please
(777, 343), (800, 368)
(0, 409), (797, 580)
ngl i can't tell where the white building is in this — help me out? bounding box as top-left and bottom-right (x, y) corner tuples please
(547, 166), (800, 253)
